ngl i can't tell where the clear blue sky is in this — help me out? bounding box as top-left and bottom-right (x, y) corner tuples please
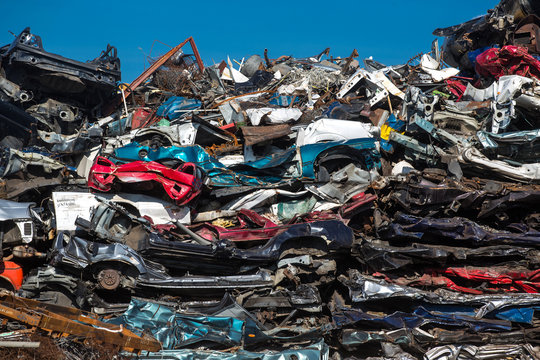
(2, 1), (498, 83)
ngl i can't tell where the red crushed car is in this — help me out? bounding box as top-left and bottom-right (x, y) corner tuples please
(476, 45), (540, 80)
(188, 192), (375, 243)
(88, 156), (203, 205)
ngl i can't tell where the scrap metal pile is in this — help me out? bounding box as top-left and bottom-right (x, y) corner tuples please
(1, 0), (540, 359)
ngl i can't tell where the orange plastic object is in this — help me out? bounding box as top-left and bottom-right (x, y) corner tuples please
(0, 261), (23, 290)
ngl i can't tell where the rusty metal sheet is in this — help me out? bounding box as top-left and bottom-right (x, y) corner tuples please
(241, 124), (292, 146)
(0, 292), (161, 353)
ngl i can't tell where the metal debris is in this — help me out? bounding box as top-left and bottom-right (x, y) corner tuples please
(1, 2), (540, 358)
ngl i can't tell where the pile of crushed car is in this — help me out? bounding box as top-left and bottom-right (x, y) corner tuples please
(1, 0), (540, 359)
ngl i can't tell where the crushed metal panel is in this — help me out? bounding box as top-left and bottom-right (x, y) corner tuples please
(0, 199), (34, 221)
(52, 191), (190, 231)
(241, 124), (292, 146)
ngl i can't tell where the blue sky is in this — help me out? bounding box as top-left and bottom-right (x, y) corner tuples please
(1, 1), (498, 83)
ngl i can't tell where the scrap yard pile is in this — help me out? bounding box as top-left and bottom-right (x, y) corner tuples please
(2, 0), (540, 359)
